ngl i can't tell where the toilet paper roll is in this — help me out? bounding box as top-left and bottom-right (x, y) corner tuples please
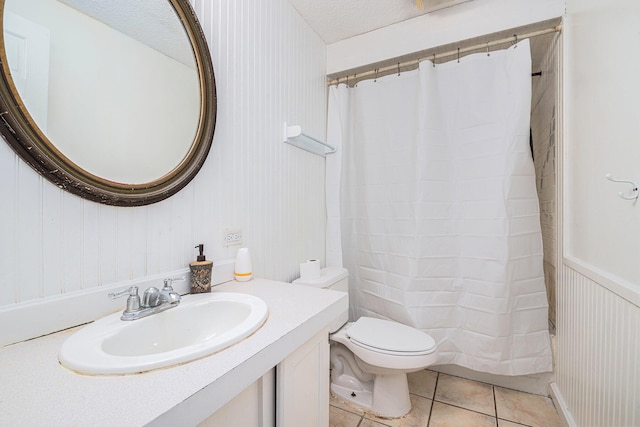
(300, 259), (320, 280)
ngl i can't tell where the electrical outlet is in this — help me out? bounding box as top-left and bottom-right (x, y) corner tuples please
(223, 229), (242, 246)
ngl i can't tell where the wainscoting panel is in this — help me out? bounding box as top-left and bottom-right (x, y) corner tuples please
(557, 264), (640, 427)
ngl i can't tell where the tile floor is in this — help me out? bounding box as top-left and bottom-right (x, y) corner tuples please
(329, 369), (564, 427)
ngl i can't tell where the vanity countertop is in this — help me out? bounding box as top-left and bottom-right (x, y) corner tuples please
(0, 278), (348, 426)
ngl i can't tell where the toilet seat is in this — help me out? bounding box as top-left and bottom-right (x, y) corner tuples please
(331, 318), (439, 371)
(347, 317), (436, 356)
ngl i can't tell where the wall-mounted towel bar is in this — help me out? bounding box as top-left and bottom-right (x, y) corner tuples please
(605, 173), (639, 201)
(283, 122), (336, 157)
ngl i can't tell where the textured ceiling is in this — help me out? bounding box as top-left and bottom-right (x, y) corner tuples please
(57, 0), (474, 60)
(288, 0), (474, 44)
(57, 0), (194, 67)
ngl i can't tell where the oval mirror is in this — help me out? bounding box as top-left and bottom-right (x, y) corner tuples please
(0, 0), (216, 206)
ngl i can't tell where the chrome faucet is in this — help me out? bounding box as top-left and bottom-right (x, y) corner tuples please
(109, 277), (184, 321)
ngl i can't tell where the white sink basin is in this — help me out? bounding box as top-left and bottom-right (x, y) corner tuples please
(59, 292), (268, 375)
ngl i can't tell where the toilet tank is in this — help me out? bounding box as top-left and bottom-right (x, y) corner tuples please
(292, 266), (349, 292)
(292, 267), (349, 333)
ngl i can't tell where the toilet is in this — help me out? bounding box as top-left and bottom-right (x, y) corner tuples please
(293, 267), (438, 418)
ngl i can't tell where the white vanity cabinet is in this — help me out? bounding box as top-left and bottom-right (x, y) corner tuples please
(199, 369), (276, 427)
(0, 279), (347, 427)
(198, 328), (330, 427)
(277, 328), (330, 427)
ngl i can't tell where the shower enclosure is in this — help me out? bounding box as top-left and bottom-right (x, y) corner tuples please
(327, 39), (554, 376)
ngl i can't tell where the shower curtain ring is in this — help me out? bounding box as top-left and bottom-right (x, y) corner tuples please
(432, 53), (436, 67)
(513, 34), (518, 47)
(486, 41), (490, 56)
(374, 68), (379, 82)
(457, 47), (460, 63)
(397, 62), (400, 76)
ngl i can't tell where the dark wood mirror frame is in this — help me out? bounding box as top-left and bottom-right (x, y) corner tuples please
(0, 0), (216, 206)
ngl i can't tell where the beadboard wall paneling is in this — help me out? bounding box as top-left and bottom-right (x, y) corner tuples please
(0, 143), (18, 306)
(557, 264), (640, 427)
(0, 0), (327, 317)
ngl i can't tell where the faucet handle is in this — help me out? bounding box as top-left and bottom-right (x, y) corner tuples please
(162, 276), (185, 291)
(108, 286), (141, 313)
(108, 286), (138, 299)
(161, 277), (184, 304)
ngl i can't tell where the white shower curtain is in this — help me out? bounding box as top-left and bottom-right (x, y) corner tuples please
(327, 40), (552, 376)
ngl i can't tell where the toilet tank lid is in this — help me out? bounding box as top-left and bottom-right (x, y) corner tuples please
(292, 266), (348, 288)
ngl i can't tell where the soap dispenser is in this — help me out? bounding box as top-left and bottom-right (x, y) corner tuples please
(190, 244), (213, 293)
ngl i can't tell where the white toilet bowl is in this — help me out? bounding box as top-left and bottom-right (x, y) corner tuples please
(293, 267), (439, 418)
(330, 317), (437, 418)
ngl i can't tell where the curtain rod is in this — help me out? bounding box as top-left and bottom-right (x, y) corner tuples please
(327, 25), (562, 86)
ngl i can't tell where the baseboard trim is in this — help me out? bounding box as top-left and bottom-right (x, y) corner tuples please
(549, 382), (576, 427)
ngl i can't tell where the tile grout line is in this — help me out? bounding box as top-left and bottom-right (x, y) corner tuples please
(329, 401), (366, 426)
(331, 397), (534, 427)
(431, 399), (500, 420)
(492, 386), (538, 427)
(493, 385), (499, 426)
(426, 372), (440, 426)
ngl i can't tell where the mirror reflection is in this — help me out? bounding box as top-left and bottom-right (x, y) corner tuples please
(4, 0), (201, 184)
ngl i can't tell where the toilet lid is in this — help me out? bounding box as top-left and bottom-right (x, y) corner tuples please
(346, 317), (436, 355)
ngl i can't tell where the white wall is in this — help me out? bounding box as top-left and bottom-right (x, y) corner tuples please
(556, 0), (640, 425)
(564, 0), (640, 285)
(326, 0), (565, 75)
(0, 0), (327, 340)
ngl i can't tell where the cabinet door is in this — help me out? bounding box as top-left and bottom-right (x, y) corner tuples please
(199, 369), (276, 427)
(276, 329), (330, 427)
